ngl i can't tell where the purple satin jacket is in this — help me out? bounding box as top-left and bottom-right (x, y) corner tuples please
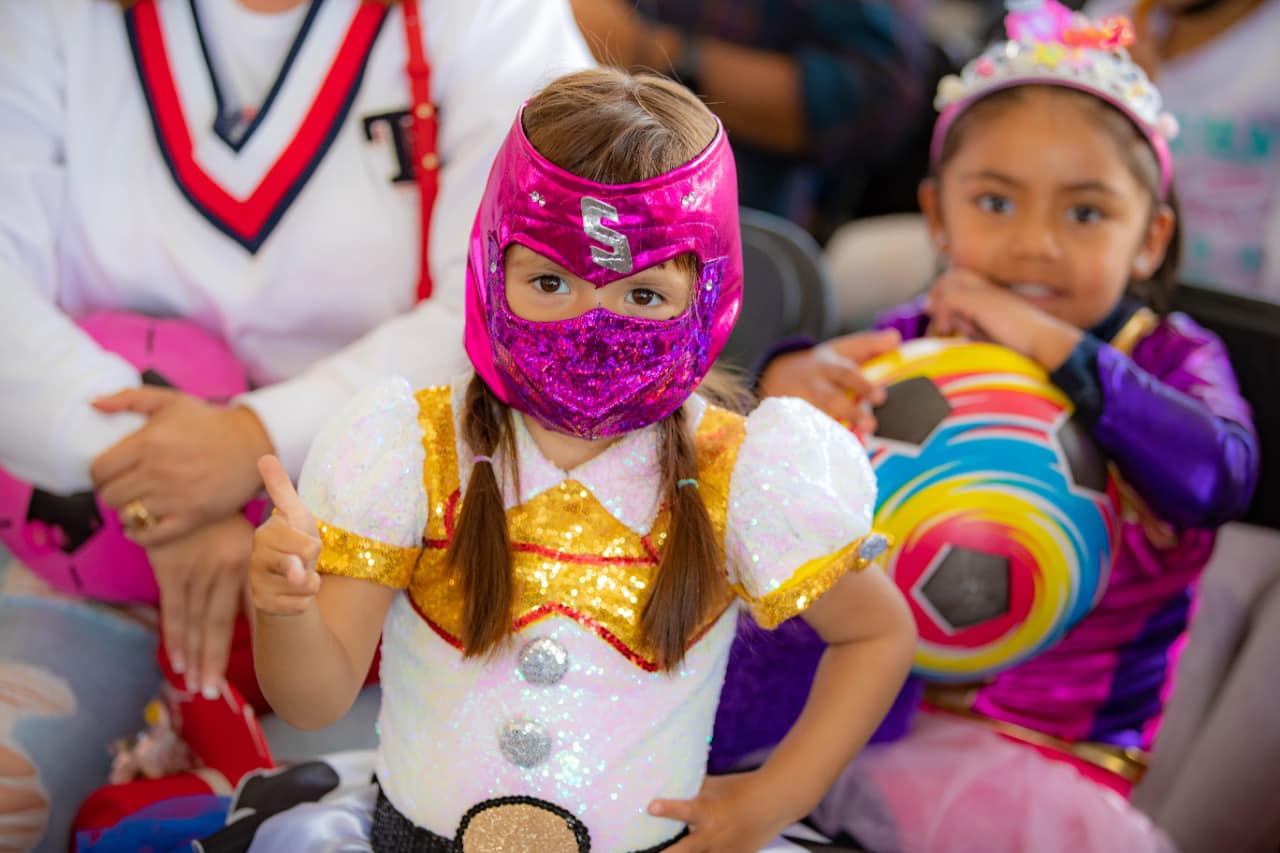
(710, 300), (1259, 770)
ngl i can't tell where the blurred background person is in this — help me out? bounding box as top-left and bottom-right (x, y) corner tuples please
(1111, 0), (1280, 301)
(0, 0), (591, 848)
(569, 0), (932, 238)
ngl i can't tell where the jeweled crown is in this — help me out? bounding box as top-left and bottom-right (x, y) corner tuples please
(935, 0), (1177, 141)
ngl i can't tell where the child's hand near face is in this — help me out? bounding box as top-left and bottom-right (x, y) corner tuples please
(250, 455), (322, 617)
(925, 269), (1084, 371)
(758, 328), (902, 437)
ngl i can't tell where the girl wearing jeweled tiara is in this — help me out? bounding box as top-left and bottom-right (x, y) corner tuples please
(243, 68), (916, 853)
(756, 1), (1258, 851)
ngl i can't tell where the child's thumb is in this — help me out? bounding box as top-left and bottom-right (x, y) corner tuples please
(258, 455), (312, 531)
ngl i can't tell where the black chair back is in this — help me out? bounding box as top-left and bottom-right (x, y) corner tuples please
(717, 208), (836, 374)
(1173, 284), (1280, 529)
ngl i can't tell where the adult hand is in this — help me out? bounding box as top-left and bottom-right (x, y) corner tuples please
(651, 772), (791, 853)
(757, 329), (901, 436)
(147, 513), (254, 699)
(90, 389), (273, 546)
(925, 268), (1082, 370)
(250, 455), (321, 618)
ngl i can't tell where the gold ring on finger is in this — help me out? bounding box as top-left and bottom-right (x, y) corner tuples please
(121, 499), (157, 531)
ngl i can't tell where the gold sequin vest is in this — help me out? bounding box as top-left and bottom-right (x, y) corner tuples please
(406, 387), (746, 671)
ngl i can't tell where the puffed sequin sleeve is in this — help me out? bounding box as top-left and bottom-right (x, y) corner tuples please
(296, 377), (428, 589)
(726, 397), (884, 629)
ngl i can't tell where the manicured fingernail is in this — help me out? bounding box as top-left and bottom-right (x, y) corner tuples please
(185, 676), (197, 693)
(202, 684), (220, 701)
(171, 658), (186, 674)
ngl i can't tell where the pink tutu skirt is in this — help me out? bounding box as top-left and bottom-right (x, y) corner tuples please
(810, 711), (1176, 853)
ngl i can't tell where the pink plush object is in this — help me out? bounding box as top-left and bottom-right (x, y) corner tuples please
(0, 311), (249, 604)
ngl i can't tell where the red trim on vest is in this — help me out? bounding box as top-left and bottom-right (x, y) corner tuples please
(131, 0), (387, 242)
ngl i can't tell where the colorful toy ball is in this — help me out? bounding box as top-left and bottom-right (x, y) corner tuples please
(0, 312), (249, 604)
(862, 338), (1121, 682)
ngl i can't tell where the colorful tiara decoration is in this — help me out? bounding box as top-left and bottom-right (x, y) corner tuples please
(932, 0), (1177, 194)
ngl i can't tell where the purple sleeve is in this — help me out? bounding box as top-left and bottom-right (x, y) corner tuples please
(1054, 315), (1259, 529)
(871, 299), (930, 340)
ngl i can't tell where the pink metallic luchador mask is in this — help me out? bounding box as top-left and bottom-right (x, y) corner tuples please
(463, 109), (743, 439)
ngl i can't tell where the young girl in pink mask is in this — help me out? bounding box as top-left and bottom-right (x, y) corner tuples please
(244, 69), (916, 853)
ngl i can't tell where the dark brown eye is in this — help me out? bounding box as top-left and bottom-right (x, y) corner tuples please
(1068, 205), (1103, 224)
(977, 193), (1012, 215)
(534, 275), (568, 294)
(627, 288), (662, 306)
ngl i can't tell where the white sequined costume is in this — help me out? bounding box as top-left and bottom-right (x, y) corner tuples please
(272, 377), (878, 852)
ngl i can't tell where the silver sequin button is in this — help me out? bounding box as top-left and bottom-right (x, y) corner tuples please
(518, 636), (569, 685)
(499, 719), (552, 768)
(858, 533), (889, 561)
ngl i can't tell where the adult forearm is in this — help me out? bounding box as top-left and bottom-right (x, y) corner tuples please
(252, 605), (367, 730)
(640, 27), (809, 153)
(0, 286), (143, 492)
(695, 40), (808, 153)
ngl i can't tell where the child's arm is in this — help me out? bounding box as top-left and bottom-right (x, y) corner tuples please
(1057, 327), (1257, 527)
(250, 455), (395, 730)
(653, 396), (916, 850)
(650, 565), (916, 851)
(761, 565), (916, 808)
(248, 378), (426, 729)
(928, 270), (1260, 528)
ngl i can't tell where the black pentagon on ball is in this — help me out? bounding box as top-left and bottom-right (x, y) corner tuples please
(920, 547), (1011, 631)
(873, 376), (953, 447)
(1057, 413), (1109, 495)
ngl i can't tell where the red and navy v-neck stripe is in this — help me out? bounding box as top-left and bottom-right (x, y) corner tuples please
(191, 0), (322, 152)
(125, 0), (389, 252)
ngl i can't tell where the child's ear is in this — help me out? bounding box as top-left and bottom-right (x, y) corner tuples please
(1133, 202), (1176, 279)
(918, 179), (948, 255)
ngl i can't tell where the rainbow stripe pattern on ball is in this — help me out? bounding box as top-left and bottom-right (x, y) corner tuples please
(862, 339), (1120, 682)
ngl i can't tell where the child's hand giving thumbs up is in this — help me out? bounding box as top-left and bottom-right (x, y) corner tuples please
(250, 455), (323, 616)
